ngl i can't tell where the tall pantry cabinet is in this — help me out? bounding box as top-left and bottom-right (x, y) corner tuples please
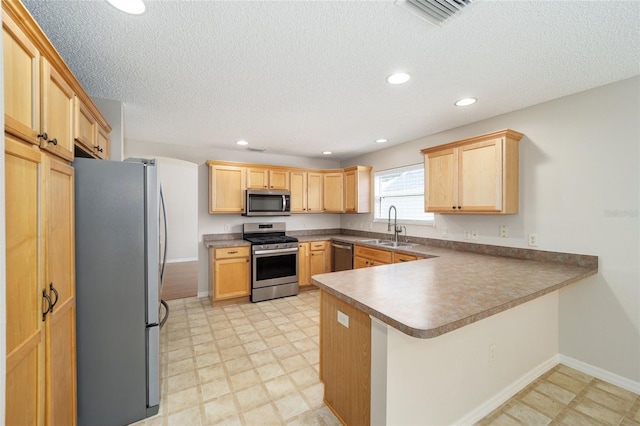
(3, 0), (111, 424)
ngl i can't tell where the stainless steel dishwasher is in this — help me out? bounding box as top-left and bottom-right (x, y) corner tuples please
(331, 242), (353, 271)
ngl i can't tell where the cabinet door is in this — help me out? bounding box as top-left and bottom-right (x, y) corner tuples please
(246, 167), (268, 189)
(5, 135), (46, 426)
(344, 169), (357, 212)
(209, 165), (246, 213)
(41, 58), (74, 161)
(95, 125), (110, 160)
(45, 158), (77, 425)
(269, 169), (290, 190)
(298, 243), (310, 286)
(3, 11), (40, 144)
(74, 97), (97, 155)
(393, 253), (418, 263)
(307, 172), (323, 212)
(310, 249), (326, 277)
(425, 148), (457, 212)
(354, 256), (369, 269)
(458, 138), (502, 212)
(323, 172), (344, 212)
(214, 257), (250, 300)
(290, 171), (307, 212)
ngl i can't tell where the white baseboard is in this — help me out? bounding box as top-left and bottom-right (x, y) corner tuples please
(166, 257), (198, 264)
(455, 355), (560, 426)
(559, 354), (640, 394)
(197, 291), (209, 299)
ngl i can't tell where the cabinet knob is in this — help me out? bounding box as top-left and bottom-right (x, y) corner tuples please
(452, 206), (457, 209)
(37, 132), (48, 141)
(49, 138), (58, 146)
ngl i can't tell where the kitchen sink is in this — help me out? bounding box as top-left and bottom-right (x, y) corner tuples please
(376, 241), (416, 248)
(358, 239), (416, 248)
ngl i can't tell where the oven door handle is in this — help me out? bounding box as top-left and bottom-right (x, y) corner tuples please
(254, 247), (299, 255)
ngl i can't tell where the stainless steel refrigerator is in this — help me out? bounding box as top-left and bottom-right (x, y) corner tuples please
(74, 157), (168, 426)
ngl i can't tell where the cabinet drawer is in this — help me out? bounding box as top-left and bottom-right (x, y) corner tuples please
(215, 246), (250, 259)
(393, 253), (418, 263)
(310, 241), (327, 250)
(354, 246), (392, 264)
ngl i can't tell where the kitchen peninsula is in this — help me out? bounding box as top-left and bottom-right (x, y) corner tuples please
(312, 245), (598, 425)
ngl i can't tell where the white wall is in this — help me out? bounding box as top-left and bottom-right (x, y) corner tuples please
(156, 157), (198, 262)
(92, 97), (124, 161)
(125, 139), (342, 296)
(342, 76), (640, 384)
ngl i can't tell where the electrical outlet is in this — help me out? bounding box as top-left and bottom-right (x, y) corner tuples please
(489, 344), (496, 363)
(528, 233), (538, 246)
(224, 224), (231, 232)
(471, 230), (479, 240)
(337, 311), (349, 328)
(464, 230), (471, 240)
(442, 228), (448, 238)
(499, 225), (509, 238)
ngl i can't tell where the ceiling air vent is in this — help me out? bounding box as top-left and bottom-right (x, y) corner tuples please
(395, 0), (472, 27)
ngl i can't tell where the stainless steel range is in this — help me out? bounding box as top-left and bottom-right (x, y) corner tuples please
(243, 222), (299, 302)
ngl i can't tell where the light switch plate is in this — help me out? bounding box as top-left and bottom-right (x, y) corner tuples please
(337, 310), (349, 328)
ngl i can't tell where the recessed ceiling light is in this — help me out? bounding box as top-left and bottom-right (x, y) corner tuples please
(455, 97), (477, 107)
(322, 151), (332, 155)
(236, 140), (249, 146)
(375, 138), (388, 144)
(387, 73), (411, 85)
(106, 0), (145, 14)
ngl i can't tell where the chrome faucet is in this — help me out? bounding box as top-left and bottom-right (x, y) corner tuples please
(387, 205), (402, 244)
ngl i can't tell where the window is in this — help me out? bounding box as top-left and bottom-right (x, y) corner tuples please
(374, 164), (434, 225)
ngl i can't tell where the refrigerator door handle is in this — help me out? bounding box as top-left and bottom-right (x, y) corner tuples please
(160, 185), (168, 284)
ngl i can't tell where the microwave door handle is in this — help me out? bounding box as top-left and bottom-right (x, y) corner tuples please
(282, 195), (286, 212)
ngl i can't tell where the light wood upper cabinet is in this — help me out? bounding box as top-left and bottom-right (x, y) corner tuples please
(422, 129), (523, 214)
(41, 58), (74, 161)
(3, 3), (110, 161)
(323, 172), (344, 213)
(307, 172), (323, 213)
(344, 166), (372, 213)
(290, 171), (308, 212)
(208, 161), (372, 215)
(247, 167), (290, 190)
(73, 97), (110, 160)
(208, 163), (246, 213)
(3, 9), (40, 144)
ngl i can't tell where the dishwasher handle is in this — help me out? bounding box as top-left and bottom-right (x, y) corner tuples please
(331, 242), (353, 251)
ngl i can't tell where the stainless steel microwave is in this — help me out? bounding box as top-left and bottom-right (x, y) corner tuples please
(244, 189), (291, 216)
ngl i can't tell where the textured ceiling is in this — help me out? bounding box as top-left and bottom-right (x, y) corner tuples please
(23, 0), (640, 161)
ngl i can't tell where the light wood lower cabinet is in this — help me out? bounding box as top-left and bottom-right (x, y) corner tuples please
(45, 158), (77, 425)
(5, 136), (76, 426)
(393, 252), (422, 263)
(210, 246), (251, 303)
(5, 135), (46, 426)
(298, 241), (330, 286)
(320, 290), (371, 425)
(354, 245), (392, 268)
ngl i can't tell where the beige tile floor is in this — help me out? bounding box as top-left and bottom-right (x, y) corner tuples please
(132, 289), (639, 426)
(132, 289), (340, 425)
(476, 364), (640, 426)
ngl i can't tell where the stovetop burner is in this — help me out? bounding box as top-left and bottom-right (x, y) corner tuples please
(244, 235), (298, 245)
(242, 222), (298, 246)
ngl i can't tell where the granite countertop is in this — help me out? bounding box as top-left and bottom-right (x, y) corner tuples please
(204, 239), (249, 249)
(311, 250), (598, 339)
